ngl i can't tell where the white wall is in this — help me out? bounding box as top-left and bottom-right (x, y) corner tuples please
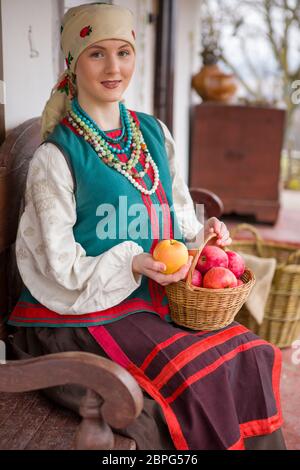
(113, 0), (155, 113)
(173, 0), (202, 184)
(2, 0), (62, 132)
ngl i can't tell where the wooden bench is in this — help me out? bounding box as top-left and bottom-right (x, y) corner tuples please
(0, 117), (223, 450)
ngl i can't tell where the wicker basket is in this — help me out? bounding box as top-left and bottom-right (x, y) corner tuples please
(165, 233), (256, 331)
(231, 224), (300, 348)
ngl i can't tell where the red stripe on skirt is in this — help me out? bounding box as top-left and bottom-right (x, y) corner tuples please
(88, 325), (131, 369)
(240, 345), (283, 438)
(127, 362), (189, 449)
(228, 437), (245, 450)
(88, 324), (189, 449)
(166, 339), (267, 403)
(153, 324), (249, 389)
(140, 330), (211, 373)
(140, 332), (189, 372)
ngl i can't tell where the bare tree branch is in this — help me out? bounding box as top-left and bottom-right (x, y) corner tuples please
(219, 53), (260, 99)
(239, 41), (264, 98)
(263, 0), (285, 70)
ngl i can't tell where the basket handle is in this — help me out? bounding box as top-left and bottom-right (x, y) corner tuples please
(186, 232), (217, 289)
(230, 223), (264, 257)
(284, 249), (300, 266)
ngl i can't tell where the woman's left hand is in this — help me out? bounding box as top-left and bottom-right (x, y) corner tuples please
(204, 217), (232, 247)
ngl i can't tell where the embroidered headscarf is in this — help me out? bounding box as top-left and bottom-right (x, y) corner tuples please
(41, 3), (136, 140)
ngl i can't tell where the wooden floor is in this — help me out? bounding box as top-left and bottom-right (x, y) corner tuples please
(0, 390), (80, 450)
(223, 189), (300, 450)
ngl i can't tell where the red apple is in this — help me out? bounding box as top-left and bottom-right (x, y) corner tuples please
(226, 250), (245, 278)
(203, 267), (238, 289)
(153, 239), (189, 274)
(196, 246), (228, 274)
(191, 269), (202, 287)
(237, 279), (244, 286)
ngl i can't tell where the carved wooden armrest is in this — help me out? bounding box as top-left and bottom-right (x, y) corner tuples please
(0, 351), (144, 450)
(189, 187), (224, 219)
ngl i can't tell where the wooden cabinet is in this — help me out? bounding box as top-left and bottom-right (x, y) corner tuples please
(189, 104), (286, 223)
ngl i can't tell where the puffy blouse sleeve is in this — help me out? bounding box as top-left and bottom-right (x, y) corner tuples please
(157, 119), (203, 244)
(16, 143), (143, 315)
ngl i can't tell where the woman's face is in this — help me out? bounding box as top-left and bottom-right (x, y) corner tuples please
(75, 39), (135, 104)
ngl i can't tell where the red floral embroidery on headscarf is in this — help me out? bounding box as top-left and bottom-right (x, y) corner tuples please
(57, 77), (69, 94)
(80, 26), (93, 38)
(57, 73), (76, 98)
(65, 51), (74, 69)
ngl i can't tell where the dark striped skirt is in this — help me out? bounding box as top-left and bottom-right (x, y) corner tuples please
(9, 312), (286, 450)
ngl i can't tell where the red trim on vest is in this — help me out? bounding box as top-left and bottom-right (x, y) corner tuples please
(153, 183), (174, 305)
(115, 122), (166, 310)
(129, 110), (140, 127)
(112, 112), (165, 313)
(9, 298), (170, 324)
(61, 116), (79, 135)
(156, 181), (174, 240)
(137, 150), (170, 308)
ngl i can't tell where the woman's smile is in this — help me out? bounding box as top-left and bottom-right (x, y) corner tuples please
(101, 80), (122, 89)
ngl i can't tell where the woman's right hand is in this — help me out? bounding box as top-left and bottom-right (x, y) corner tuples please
(132, 253), (193, 286)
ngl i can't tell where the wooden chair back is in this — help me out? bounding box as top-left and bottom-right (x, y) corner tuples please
(0, 117), (42, 340)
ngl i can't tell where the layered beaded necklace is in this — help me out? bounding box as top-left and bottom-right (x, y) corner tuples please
(66, 98), (160, 195)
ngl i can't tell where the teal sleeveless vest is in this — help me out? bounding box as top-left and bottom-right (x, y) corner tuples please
(8, 111), (184, 327)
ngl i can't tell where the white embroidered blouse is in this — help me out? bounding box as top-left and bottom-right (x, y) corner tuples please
(15, 120), (202, 315)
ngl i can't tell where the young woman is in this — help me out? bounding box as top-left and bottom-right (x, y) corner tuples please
(8, 3), (285, 450)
